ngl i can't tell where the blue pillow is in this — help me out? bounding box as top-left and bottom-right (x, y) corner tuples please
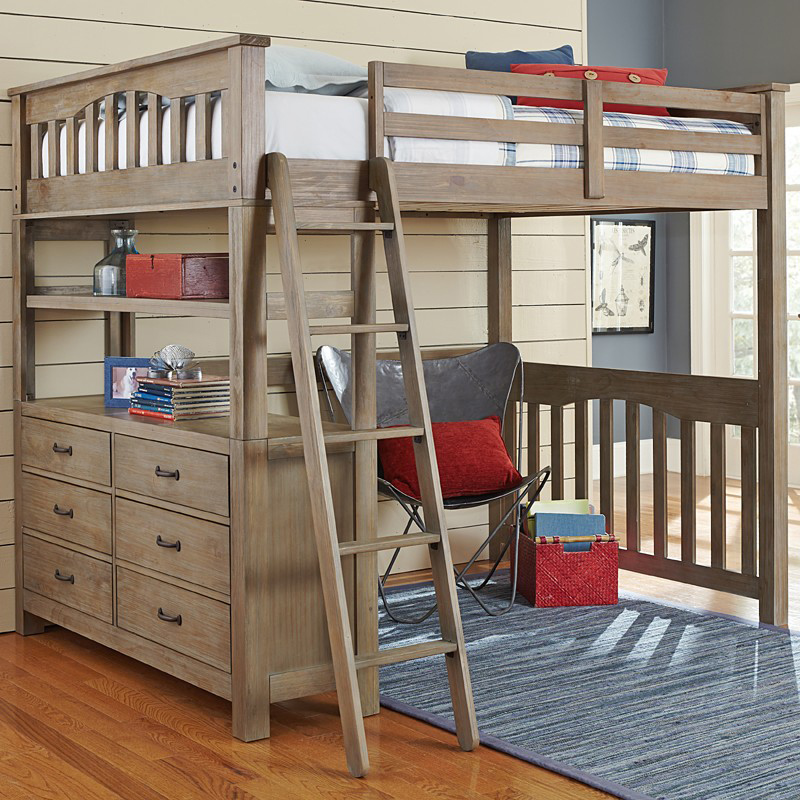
(466, 45), (574, 103)
(465, 45), (574, 73)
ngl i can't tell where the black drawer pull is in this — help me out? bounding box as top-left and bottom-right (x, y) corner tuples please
(52, 443), (73, 456)
(54, 569), (74, 584)
(53, 504), (74, 518)
(155, 466), (180, 480)
(156, 535), (181, 552)
(157, 608), (182, 625)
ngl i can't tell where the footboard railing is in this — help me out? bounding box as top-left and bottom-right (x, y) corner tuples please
(522, 362), (762, 599)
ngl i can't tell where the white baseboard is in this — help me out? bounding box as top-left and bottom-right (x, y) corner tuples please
(592, 437), (682, 478)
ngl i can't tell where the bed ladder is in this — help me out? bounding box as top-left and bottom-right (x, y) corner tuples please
(267, 152), (479, 777)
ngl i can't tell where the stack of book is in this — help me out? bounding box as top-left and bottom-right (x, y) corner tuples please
(128, 374), (230, 421)
(527, 498), (606, 552)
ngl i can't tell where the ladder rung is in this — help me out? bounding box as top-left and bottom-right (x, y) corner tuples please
(324, 426), (425, 445)
(309, 323), (409, 336)
(339, 532), (440, 557)
(295, 222), (394, 232)
(267, 290), (355, 320)
(355, 640), (458, 670)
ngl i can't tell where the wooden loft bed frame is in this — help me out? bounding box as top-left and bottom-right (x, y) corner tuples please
(8, 35), (789, 740)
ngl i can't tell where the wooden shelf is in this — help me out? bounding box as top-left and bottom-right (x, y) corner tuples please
(26, 292), (231, 318)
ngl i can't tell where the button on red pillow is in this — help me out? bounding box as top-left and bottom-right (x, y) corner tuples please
(510, 64), (669, 116)
(378, 416), (522, 501)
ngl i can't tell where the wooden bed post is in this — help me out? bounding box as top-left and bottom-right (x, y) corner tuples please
(757, 89), (788, 627)
(227, 43), (270, 740)
(488, 216), (513, 560)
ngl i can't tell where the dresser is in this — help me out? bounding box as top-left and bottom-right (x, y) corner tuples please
(17, 396), (356, 733)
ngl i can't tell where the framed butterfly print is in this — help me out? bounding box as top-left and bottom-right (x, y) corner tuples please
(591, 218), (655, 334)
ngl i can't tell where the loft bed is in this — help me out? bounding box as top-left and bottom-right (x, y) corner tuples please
(9, 35), (789, 744)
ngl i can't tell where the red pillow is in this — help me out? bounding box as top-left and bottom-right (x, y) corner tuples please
(510, 64), (669, 116)
(378, 416), (522, 501)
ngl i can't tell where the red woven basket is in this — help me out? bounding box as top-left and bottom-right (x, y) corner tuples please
(510, 531), (618, 607)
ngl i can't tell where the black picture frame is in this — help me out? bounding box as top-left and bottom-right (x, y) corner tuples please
(591, 218), (655, 335)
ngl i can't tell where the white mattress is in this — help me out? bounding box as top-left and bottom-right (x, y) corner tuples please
(40, 90), (755, 178)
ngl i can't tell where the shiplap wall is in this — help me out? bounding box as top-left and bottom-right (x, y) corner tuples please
(0, 1), (590, 610)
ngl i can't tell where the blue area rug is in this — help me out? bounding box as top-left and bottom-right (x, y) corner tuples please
(378, 578), (800, 800)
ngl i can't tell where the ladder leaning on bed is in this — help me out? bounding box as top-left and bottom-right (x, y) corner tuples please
(267, 152), (480, 777)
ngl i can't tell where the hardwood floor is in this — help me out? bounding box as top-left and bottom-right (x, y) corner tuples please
(1, 474), (797, 799)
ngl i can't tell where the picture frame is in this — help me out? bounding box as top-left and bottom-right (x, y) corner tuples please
(104, 357), (151, 408)
(591, 218), (655, 335)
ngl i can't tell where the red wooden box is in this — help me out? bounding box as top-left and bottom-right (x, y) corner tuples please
(126, 253), (229, 300)
(510, 532), (618, 607)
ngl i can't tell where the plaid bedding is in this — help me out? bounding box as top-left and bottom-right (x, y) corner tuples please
(512, 106), (755, 176)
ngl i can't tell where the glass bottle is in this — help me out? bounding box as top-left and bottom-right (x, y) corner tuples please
(93, 229), (138, 297)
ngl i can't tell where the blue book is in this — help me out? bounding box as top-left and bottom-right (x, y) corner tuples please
(531, 512), (606, 551)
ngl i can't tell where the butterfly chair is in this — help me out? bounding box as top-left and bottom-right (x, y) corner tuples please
(316, 342), (550, 621)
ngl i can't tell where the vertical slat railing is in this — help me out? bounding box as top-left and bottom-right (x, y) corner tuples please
(46, 120), (59, 179)
(582, 80), (604, 199)
(104, 94), (118, 171)
(599, 399), (614, 535)
(550, 404), (564, 500)
(680, 419), (697, 564)
(65, 117), (79, 176)
(625, 401), (640, 552)
(574, 400), (589, 500)
(196, 93), (213, 161)
(85, 101), (99, 173)
(126, 90), (140, 168)
(170, 96), (187, 164)
(527, 403), (540, 477)
(652, 409), (668, 558)
(710, 423), (727, 569)
(29, 123), (43, 179)
(741, 426), (758, 575)
(147, 93), (162, 166)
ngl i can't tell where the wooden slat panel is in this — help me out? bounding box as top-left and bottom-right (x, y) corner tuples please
(381, 62), (761, 113)
(383, 112), (762, 154)
(84, 101), (98, 174)
(574, 399), (589, 500)
(625, 401), (640, 553)
(125, 90), (139, 169)
(741, 426), (757, 576)
(195, 92), (212, 161)
(147, 92), (162, 167)
(583, 80), (604, 200)
(46, 120), (59, 179)
(599, 398), (613, 535)
(527, 403), (540, 476)
(522, 362), (759, 427)
(550, 404), (564, 500)
(29, 122), (43, 180)
(104, 93), (118, 171)
(652, 409), (667, 558)
(170, 96), (187, 164)
(710, 422), (727, 569)
(64, 117), (78, 176)
(680, 419), (696, 565)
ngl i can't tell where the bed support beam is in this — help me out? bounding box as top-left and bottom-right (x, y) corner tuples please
(756, 89), (788, 627)
(487, 216), (514, 560)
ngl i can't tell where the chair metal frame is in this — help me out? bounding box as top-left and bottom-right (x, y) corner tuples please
(317, 343), (550, 619)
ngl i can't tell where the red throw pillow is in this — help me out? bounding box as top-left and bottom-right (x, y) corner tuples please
(510, 64), (669, 116)
(378, 416), (522, 501)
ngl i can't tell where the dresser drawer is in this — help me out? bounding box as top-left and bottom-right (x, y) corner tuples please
(22, 473), (112, 554)
(23, 535), (112, 623)
(114, 436), (229, 516)
(116, 498), (230, 594)
(116, 568), (230, 671)
(21, 418), (111, 486)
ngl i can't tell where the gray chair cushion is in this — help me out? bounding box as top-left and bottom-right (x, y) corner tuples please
(317, 342), (521, 427)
